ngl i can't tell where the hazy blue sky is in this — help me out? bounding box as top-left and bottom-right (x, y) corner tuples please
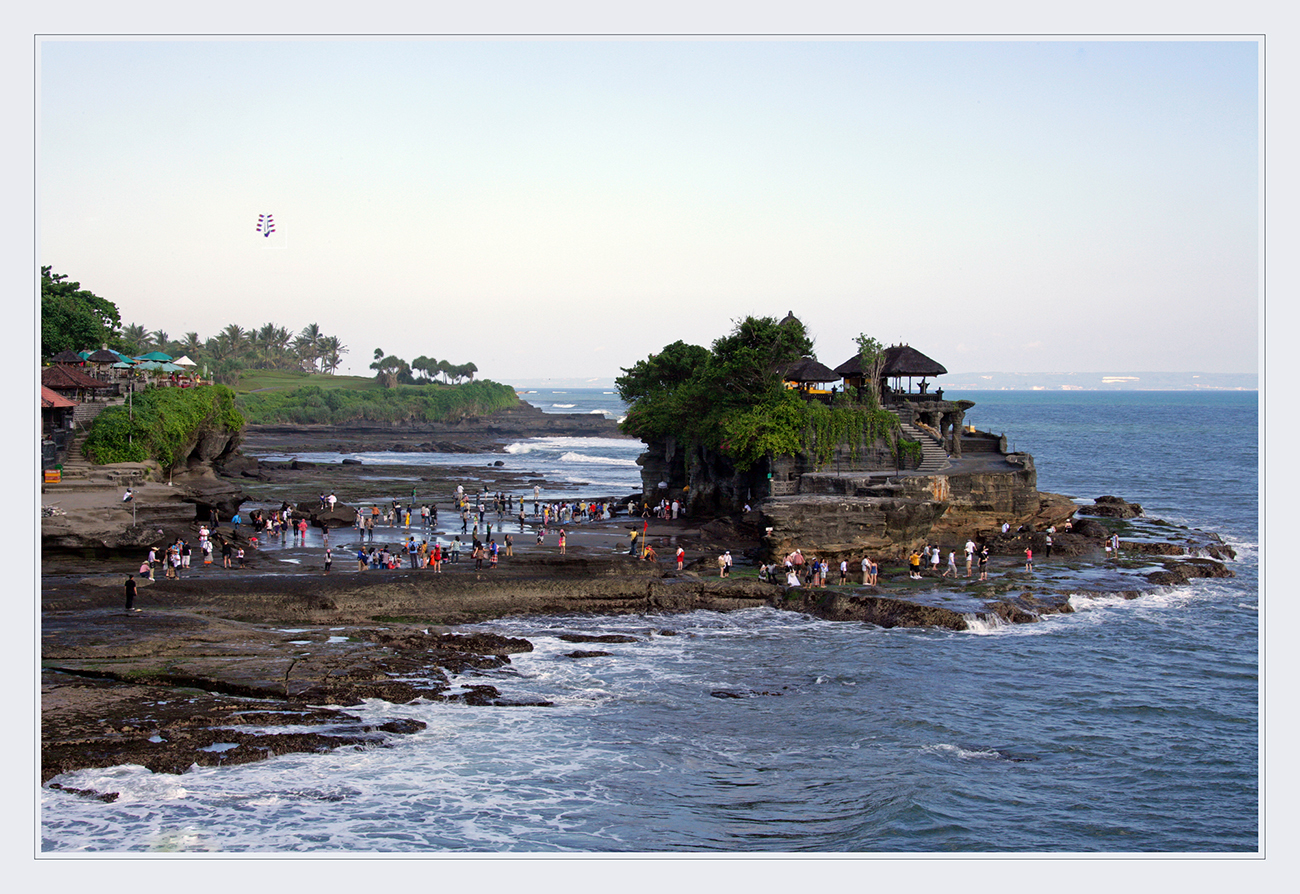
(38, 38), (1260, 382)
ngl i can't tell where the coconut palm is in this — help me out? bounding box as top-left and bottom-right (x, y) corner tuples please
(120, 324), (149, 355)
(219, 324), (247, 358)
(296, 323), (323, 372)
(178, 332), (203, 363)
(149, 329), (170, 353)
(318, 335), (347, 375)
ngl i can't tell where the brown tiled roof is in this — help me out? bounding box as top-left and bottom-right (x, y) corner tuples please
(42, 364), (113, 390)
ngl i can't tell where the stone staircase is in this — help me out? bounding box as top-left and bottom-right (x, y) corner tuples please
(43, 423), (149, 493)
(899, 422), (951, 473)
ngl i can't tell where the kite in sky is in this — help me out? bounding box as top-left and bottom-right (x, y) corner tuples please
(256, 213), (276, 237)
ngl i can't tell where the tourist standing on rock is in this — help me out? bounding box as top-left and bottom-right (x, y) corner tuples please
(908, 551), (922, 579)
(965, 539), (976, 577)
(1045, 534), (1053, 558)
(677, 546), (685, 571)
(558, 529), (566, 555)
(979, 547), (990, 581)
(505, 534), (513, 557)
(930, 548), (941, 575)
(943, 550), (957, 578)
(324, 547), (332, 573)
(1025, 547), (1034, 572)
(221, 539), (233, 568)
(839, 559), (848, 585)
(490, 539), (499, 568)
(519, 509), (526, 531)
(357, 547), (368, 572)
(1111, 533), (1121, 559)
(124, 573), (139, 613)
(451, 535), (461, 563)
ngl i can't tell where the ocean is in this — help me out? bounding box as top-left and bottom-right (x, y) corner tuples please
(40, 390), (1260, 853)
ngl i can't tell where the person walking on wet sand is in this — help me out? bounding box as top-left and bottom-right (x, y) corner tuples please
(558, 529), (566, 555)
(124, 573), (140, 613)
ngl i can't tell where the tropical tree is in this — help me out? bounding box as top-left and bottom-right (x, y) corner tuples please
(318, 335), (347, 374)
(462, 361), (477, 382)
(296, 323), (323, 372)
(41, 266), (122, 358)
(411, 355), (441, 383)
(219, 324), (248, 358)
(854, 334), (887, 409)
(369, 353), (408, 388)
(178, 332), (203, 362)
(149, 329), (171, 353)
(119, 324), (150, 356)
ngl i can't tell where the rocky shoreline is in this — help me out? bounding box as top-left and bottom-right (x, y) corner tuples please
(41, 411), (1239, 794)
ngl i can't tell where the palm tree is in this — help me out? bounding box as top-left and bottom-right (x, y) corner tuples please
(149, 329), (170, 353)
(179, 332), (203, 361)
(462, 361), (477, 382)
(219, 324), (247, 358)
(296, 323), (323, 372)
(120, 324), (149, 355)
(318, 335), (347, 375)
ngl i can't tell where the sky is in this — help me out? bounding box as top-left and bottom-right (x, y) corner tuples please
(37, 37), (1261, 383)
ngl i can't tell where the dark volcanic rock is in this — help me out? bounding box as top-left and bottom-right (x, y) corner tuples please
(1079, 496), (1143, 518)
(565, 650), (612, 658)
(556, 633), (640, 644)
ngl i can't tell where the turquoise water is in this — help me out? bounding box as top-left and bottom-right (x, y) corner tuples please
(41, 391), (1259, 852)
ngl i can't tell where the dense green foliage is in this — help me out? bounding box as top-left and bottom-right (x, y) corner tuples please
(619, 316), (900, 472)
(41, 267), (122, 358)
(82, 385), (243, 467)
(235, 379), (518, 425)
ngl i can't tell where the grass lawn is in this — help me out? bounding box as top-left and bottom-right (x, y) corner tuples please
(235, 370), (380, 394)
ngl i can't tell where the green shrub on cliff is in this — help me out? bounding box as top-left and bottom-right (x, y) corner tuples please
(235, 379), (518, 425)
(82, 385), (244, 468)
(618, 315), (900, 472)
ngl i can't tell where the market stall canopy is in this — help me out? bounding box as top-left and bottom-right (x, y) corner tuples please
(134, 351), (173, 362)
(171, 354), (197, 367)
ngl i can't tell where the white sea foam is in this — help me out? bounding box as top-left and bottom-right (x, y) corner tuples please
(926, 743), (1004, 761)
(551, 404), (576, 409)
(557, 451), (638, 466)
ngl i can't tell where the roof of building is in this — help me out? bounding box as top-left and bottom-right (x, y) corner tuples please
(778, 357), (840, 383)
(49, 349), (87, 364)
(834, 344), (947, 379)
(41, 385), (77, 409)
(42, 364), (114, 391)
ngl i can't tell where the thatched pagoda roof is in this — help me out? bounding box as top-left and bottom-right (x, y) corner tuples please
(84, 348), (123, 364)
(778, 357), (840, 384)
(881, 344), (946, 378)
(49, 350), (86, 364)
(834, 344), (947, 379)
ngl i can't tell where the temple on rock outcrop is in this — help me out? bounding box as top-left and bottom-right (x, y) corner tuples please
(630, 313), (1075, 560)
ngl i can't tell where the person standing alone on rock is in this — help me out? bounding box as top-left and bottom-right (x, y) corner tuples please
(324, 547), (332, 573)
(124, 573), (140, 613)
